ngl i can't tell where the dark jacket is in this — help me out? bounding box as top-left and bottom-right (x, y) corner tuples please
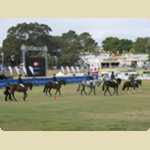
(111, 73), (115, 80)
(53, 76), (57, 82)
(18, 77), (24, 84)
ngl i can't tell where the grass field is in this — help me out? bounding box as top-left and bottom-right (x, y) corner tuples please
(0, 81), (150, 131)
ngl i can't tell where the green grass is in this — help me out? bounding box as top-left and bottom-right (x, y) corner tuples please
(0, 81), (150, 131)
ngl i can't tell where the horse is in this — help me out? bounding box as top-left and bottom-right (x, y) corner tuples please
(77, 80), (97, 95)
(102, 78), (122, 96)
(7, 82), (33, 101)
(43, 80), (66, 96)
(122, 79), (142, 91)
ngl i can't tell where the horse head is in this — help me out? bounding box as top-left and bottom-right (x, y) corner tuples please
(59, 80), (66, 86)
(26, 83), (33, 90)
(116, 78), (122, 85)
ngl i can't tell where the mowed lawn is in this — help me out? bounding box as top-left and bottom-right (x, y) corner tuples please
(0, 81), (150, 131)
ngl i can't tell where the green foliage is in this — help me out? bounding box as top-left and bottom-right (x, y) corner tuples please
(2, 24), (98, 67)
(133, 37), (147, 53)
(3, 22), (52, 65)
(51, 31), (98, 66)
(102, 37), (120, 53)
(3, 22), (150, 67)
(79, 32), (98, 52)
(102, 37), (133, 53)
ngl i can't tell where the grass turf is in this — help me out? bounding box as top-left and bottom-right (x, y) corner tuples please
(0, 81), (150, 131)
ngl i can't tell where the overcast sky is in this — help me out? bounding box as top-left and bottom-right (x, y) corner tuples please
(0, 18), (150, 46)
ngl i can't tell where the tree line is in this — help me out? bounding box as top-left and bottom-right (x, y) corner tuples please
(0, 22), (150, 68)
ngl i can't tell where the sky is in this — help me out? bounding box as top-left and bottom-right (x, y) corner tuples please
(0, 18), (150, 46)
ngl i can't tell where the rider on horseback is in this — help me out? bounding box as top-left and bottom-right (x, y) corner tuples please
(111, 71), (115, 80)
(52, 74), (58, 84)
(111, 71), (117, 83)
(17, 74), (25, 87)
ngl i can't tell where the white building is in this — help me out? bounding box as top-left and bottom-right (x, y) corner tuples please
(80, 53), (149, 68)
(118, 53), (149, 67)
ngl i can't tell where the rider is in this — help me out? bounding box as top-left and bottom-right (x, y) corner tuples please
(111, 71), (115, 81)
(52, 74), (58, 84)
(17, 74), (25, 87)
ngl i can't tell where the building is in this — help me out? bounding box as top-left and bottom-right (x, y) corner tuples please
(80, 53), (149, 69)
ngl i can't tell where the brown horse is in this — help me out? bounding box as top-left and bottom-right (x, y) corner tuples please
(43, 80), (66, 96)
(122, 79), (142, 91)
(102, 78), (122, 96)
(8, 83), (33, 101)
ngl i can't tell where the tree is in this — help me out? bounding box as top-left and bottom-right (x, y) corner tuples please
(102, 37), (133, 53)
(79, 32), (98, 53)
(58, 30), (81, 66)
(117, 39), (133, 53)
(3, 22), (52, 65)
(133, 37), (147, 53)
(102, 37), (120, 53)
(56, 31), (98, 66)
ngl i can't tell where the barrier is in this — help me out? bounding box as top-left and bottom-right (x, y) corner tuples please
(0, 76), (92, 88)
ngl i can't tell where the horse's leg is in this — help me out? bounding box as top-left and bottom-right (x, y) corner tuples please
(58, 88), (61, 96)
(127, 87), (130, 94)
(104, 87), (107, 96)
(84, 88), (87, 96)
(81, 89), (83, 96)
(113, 86), (118, 96)
(43, 86), (47, 94)
(48, 88), (52, 96)
(113, 87), (116, 95)
(88, 87), (92, 95)
(91, 87), (94, 95)
(116, 86), (119, 95)
(45, 87), (48, 95)
(5, 94), (8, 101)
(107, 87), (112, 96)
(9, 93), (13, 101)
(93, 86), (96, 95)
(104, 87), (106, 96)
(12, 92), (17, 101)
(23, 92), (27, 101)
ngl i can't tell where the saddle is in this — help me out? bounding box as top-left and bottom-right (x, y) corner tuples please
(110, 79), (117, 84)
(18, 84), (25, 88)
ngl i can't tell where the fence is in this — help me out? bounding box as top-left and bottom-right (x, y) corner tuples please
(0, 76), (92, 88)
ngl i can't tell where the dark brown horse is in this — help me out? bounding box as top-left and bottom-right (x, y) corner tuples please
(122, 79), (142, 91)
(102, 78), (122, 96)
(43, 80), (66, 96)
(8, 83), (33, 101)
